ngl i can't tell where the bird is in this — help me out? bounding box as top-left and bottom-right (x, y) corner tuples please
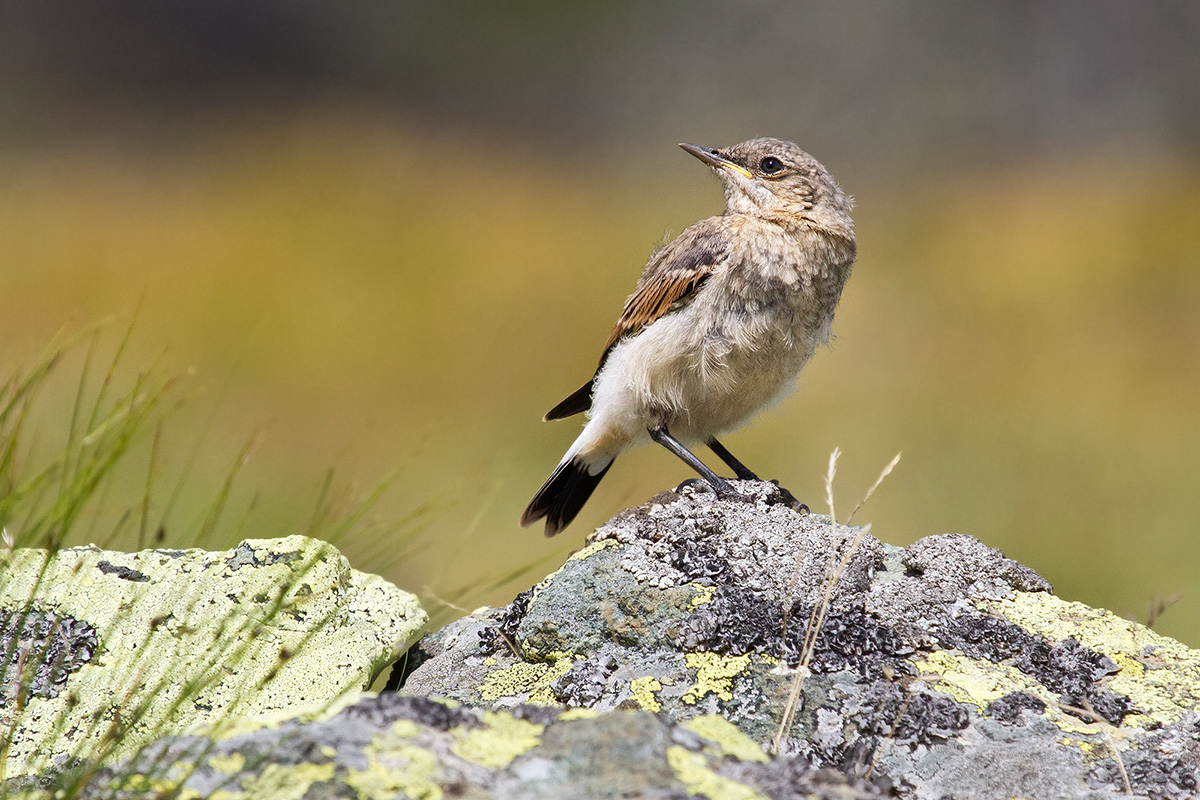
(521, 137), (857, 537)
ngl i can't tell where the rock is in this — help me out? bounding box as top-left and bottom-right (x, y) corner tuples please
(0, 535), (426, 779)
(11, 486), (1200, 799)
(397, 482), (1200, 800)
(13, 692), (891, 799)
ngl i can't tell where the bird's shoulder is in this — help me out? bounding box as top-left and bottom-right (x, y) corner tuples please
(641, 215), (742, 280)
(545, 219), (745, 420)
(598, 217), (739, 359)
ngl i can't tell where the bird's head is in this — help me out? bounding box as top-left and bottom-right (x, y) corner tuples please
(679, 138), (853, 236)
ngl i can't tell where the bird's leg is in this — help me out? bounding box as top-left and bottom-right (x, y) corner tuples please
(648, 426), (748, 503)
(706, 437), (809, 514)
(706, 437), (760, 480)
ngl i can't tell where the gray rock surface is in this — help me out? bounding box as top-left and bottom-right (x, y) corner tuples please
(12, 692), (888, 799)
(398, 483), (1200, 800)
(0, 535), (426, 779)
(10, 486), (1200, 800)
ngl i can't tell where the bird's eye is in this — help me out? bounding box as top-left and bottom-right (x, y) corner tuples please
(759, 156), (786, 175)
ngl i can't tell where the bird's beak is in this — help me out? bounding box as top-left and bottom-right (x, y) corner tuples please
(679, 142), (754, 179)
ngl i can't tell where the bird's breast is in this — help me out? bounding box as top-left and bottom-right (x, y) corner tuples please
(590, 224), (852, 439)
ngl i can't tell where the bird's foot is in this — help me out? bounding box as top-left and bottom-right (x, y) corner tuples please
(674, 478), (755, 505)
(676, 477), (807, 512)
(765, 479), (809, 514)
(674, 477), (707, 494)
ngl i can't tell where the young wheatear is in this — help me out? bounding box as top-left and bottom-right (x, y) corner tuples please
(522, 138), (857, 536)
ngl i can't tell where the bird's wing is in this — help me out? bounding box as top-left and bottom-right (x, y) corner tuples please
(543, 223), (729, 421)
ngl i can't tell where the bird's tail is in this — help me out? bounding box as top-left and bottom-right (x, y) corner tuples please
(521, 451), (614, 537)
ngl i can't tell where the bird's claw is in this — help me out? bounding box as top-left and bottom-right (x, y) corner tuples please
(676, 478), (807, 513)
(767, 479), (809, 513)
(674, 478), (754, 505)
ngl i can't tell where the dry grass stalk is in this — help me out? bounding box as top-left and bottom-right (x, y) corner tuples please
(772, 450), (901, 754)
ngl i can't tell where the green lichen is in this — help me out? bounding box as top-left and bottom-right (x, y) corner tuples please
(682, 652), (752, 704)
(683, 715), (768, 763)
(666, 746), (767, 800)
(526, 539), (620, 607)
(629, 676), (663, 712)
(451, 710), (545, 768)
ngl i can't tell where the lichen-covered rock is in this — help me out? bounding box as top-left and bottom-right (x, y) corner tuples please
(9, 692), (891, 800)
(398, 483), (1200, 800)
(0, 535), (426, 778)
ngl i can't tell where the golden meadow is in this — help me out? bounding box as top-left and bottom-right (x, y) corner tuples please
(3, 116), (1199, 642)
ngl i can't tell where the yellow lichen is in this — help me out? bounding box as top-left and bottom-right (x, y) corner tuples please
(196, 711), (285, 742)
(0, 538), (426, 780)
(451, 710), (545, 768)
(914, 650), (1037, 709)
(199, 790), (241, 800)
(981, 592), (1200, 728)
(192, 691), (362, 742)
(530, 656), (577, 703)
(559, 707), (600, 721)
(981, 592), (1137, 652)
(913, 649), (1104, 736)
(391, 719), (421, 738)
(117, 774), (181, 795)
(568, 538), (619, 562)
(687, 582), (716, 610)
(207, 752), (246, 775)
(236, 762), (335, 800)
(347, 741), (442, 800)
(667, 746), (767, 800)
(390, 747), (443, 799)
(477, 655), (575, 703)
(629, 676), (663, 712)
(682, 653), (752, 704)
(683, 715), (768, 763)
(475, 662), (547, 700)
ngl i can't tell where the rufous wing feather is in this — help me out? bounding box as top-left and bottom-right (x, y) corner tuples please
(541, 224), (728, 421)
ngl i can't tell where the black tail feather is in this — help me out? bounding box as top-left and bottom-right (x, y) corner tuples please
(543, 379), (594, 421)
(521, 455), (613, 536)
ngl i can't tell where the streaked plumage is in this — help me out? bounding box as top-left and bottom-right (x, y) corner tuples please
(523, 138), (856, 536)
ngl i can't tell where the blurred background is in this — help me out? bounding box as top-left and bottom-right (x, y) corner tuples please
(2, 2), (1199, 641)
